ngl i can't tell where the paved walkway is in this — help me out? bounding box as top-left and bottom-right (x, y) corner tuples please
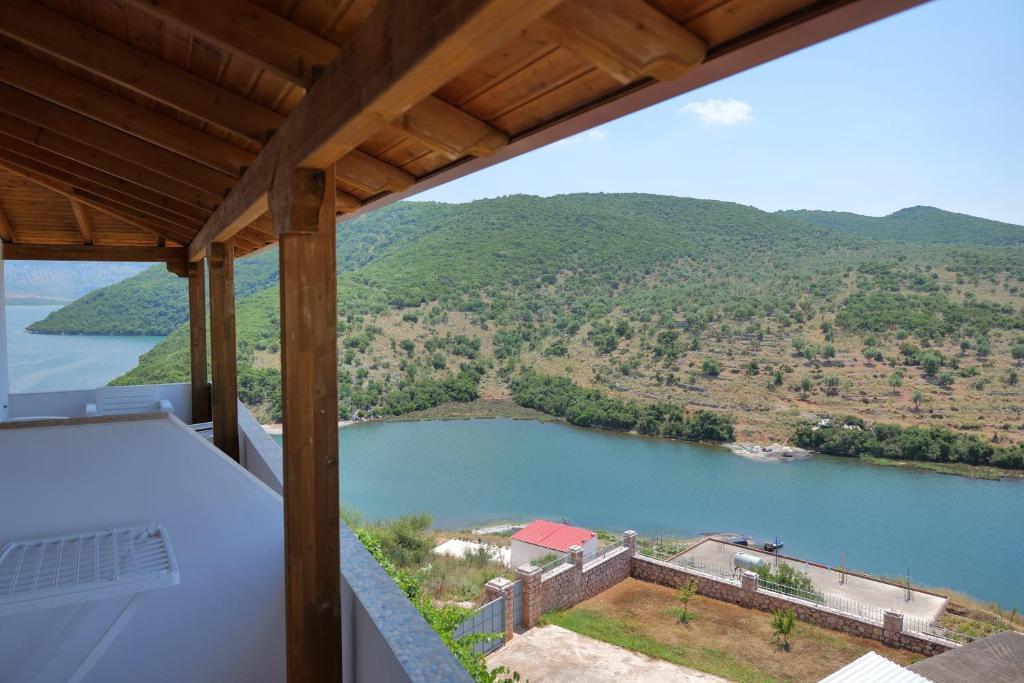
(679, 539), (946, 621)
(486, 625), (728, 682)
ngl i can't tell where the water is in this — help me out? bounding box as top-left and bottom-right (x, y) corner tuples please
(5, 306), (164, 393)
(277, 418), (1023, 609)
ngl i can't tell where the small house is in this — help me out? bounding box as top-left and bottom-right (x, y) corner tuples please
(510, 520), (597, 568)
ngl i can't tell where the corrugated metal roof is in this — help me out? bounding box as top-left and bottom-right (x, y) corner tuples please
(819, 652), (935, 683)
(510, 520), (595, 552)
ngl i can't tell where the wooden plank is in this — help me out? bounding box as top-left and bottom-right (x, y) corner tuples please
(0, 197), (16, 242)
(208, 241), (238, 461)
(0, 148), (202, 239)
(69, 200), (94, 245)
(124, 0), (339, 86)
(277, 164), (339, 682)
(189, 0), (562, 260)
(0, 84), (235, 198)
(0, 45), (254, 177)
(538, 0), (706, 84)
(0, 111), (222, 212)
(187, 261), (211, 424)
(2, 243), (185, 262)
(0, 159), (195, 244)
(0, 130), (212, 224)
(0, 0), (284, 142)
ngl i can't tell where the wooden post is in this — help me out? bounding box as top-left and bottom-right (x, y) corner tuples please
(187, 261), (211, 424)
(208, 241), (238, 461)
(275, 165), (339, 681)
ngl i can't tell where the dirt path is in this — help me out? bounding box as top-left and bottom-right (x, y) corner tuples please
(487, 625), (728, 682)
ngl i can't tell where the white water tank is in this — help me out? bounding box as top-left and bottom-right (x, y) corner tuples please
(733, 552), (765, 572)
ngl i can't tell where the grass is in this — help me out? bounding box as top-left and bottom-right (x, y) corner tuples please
(543, 578), (922, 683)
(545, 608), (773, 683)
(859, 455), (1024, 480)
(384, 399), (553, 423)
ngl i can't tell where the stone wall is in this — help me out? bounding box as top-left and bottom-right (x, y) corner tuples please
(534, 531), (636, 614)
(631, 555), (952, 656)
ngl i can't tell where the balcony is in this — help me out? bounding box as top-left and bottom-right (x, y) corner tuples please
(0, 383), (471, 683)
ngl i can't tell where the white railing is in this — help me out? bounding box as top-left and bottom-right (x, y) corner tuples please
(7, 382), (193, 423)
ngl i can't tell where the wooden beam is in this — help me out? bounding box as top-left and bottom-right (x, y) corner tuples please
(208, 241), (239, 461)
(0, 111), (221, 212)
(335, 150), (414, 196)
(69, 199), (93, 245)
(334, 188), (361, 213)
(2, 243), (185, 262)
(187, 261), (211, 424)
(0, 130), (212, 224)
(0, 159), (195, 245)
(0, 197), (16, 243)
(389, 95), (507, 159)
(0, 149), (202, 239)
(277, 164), (339, 681)
(189, 0), (562, 260)
(538, 0), (707, 84)
(0, 0), (283, 143)
(124, 0), (338, 87)
(0, 46), (253, 177)
(0, 84), (235, 197)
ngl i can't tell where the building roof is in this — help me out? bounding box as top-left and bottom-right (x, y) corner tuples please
(512, 520), (595, 552)
(908, 631), (1024, 683)
(819, 652), (933, 683)
(0, 0), (924, 269)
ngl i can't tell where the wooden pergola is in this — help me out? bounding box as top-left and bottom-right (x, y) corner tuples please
(0, 0), (923, 679)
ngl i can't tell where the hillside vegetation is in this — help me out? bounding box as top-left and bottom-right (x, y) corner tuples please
(37, 194), (1024, 459)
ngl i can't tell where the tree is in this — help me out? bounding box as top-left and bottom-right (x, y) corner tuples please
(920, 353), (941, 377)
(771, 608), (797, 652)
(912, 389), (925, 411)
(1012, 343), (1024, 367)
(676, 577), (699, 625)
(799, 376), (813, 398)
(824, 374), (840, 396)
(888, 371), (904, 394)
(701, 358), (722, 377)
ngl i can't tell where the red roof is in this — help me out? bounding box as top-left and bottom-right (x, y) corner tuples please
(511, 520), (595, 552)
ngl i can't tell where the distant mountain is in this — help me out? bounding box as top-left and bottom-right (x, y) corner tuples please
(779, 206), (1024, 246)
(25, 209), (447, 336)
(4, 261), (150, 302)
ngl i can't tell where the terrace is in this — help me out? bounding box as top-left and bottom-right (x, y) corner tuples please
(0, 1), (924, 681)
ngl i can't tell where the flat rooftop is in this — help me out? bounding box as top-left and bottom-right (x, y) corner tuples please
(0, 414), (285, 682)
(678, 539), (947, 622)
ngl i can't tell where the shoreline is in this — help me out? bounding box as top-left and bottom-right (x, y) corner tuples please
(258, 404), (1022, 481)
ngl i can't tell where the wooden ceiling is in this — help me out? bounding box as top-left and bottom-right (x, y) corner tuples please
(0, 0), (925, 269)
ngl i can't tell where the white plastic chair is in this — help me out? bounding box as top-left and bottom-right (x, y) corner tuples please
(85, 386), (172, 418)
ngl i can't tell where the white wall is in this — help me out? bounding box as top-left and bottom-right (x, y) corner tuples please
(8, 382), (192, 422)
(0, 241), (8, 421)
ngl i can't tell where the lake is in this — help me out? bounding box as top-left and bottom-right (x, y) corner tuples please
(277, 418), (1024, 610)
(4, 305), (164, 393)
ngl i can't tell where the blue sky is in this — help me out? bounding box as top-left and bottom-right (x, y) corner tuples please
(417, 0), (1024, 224)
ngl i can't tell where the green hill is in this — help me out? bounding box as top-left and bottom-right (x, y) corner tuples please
(26, 205), (448, 336)
(97, 194), (1024, 449)
(780, 206), (1024, 246)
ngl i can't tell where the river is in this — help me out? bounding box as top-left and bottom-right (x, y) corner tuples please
(276, 419), (1023, 610)
(6, 304), (1021, 609)
(4, 305), (164, 393)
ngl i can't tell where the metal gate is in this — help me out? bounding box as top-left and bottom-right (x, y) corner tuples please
(453, 594), (505, 655)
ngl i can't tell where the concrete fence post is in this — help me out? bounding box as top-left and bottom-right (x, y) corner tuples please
(516, 564), (542, 630)
(883, 610), (904, 644)
(740, 570), (759, 606)
(485, 577), (515, 643)
(569, 545), (583, 570)
(624, 530), (637, 555)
